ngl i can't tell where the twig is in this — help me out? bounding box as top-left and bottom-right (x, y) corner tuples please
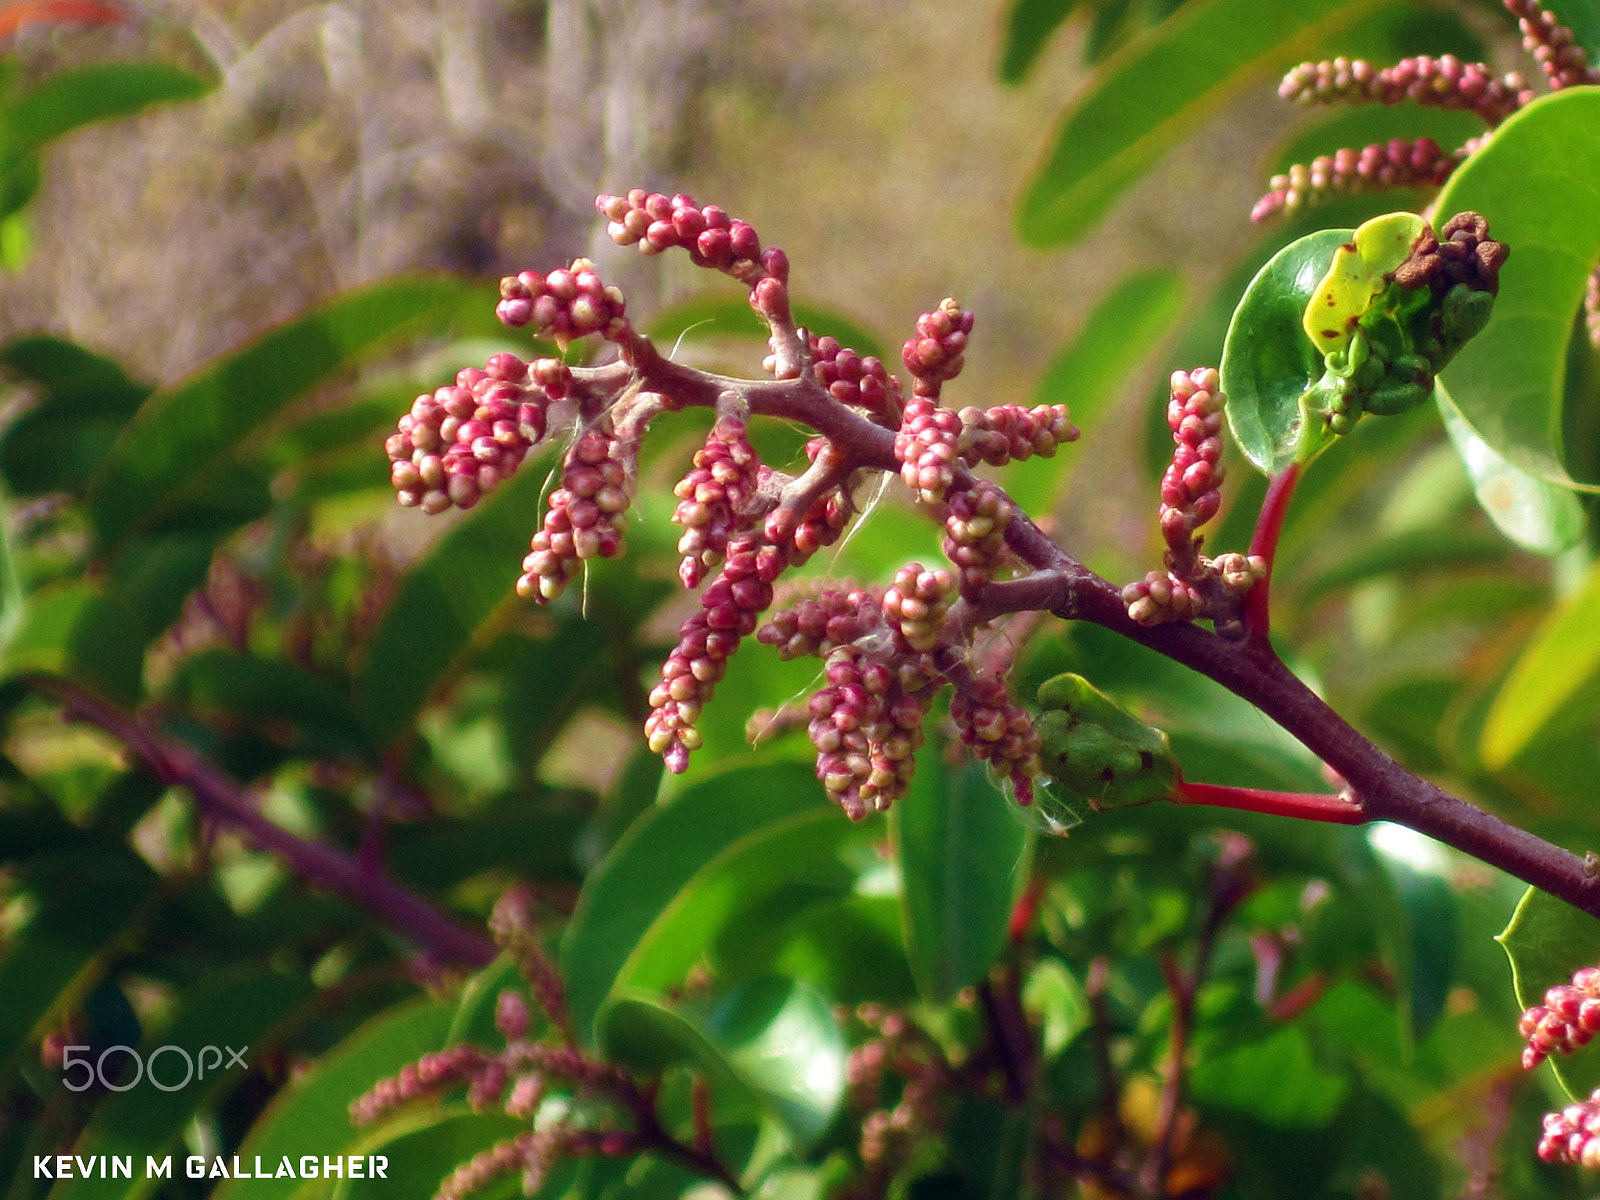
(29, 675), (497, 968)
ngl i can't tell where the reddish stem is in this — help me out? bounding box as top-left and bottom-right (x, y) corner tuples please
(1174, 779), (1366, 825)
(1243, 463), (1300, 640)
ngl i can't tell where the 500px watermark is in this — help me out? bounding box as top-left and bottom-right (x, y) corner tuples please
(58, 1045), (247, 1092)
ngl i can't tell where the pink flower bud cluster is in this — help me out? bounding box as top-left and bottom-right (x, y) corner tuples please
(517, 428), (636, 604)
(1505, 0), (1600, 90)
(1588, 266), (1600, 350)
(847, 1006), (950, 1176)
(943, 482), (1012, 599)
(673, 417), (762, 587)
(1160, 368), (1225, 551)
(1251, 137), (1457, 223)
(1122, 570), (1206, 626)
(895, 397), (964, 503)
(1520, 966), (1600, 1069)
(901, 298), (973, 399)
(950, 673), (1042, 806)
(958, 403), (1079, 468)
(758, 585), (885, 660)
(497, 259), (627, 346)
(387, 353), (550, 514)
(808, 645), (933, 818)
(598, 190), (785, 285)
(1280, 55), (1531, 125)
(809, 333), (901, 420)
(648, 492), (848, 775)
(1539, 1090), (1600, 1169)
(349, 1044), (488, 1124)
(436, 1132), (543, 1200)
(881, 563), (953, 652)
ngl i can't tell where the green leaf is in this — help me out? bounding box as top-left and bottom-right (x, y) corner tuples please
(0, 851), (159, 1073)
(167, 650), (372, 760)
(214, 999), (455, 1200)
(606, 808), (866, 1006)
(342, 1111), (529, 1200)
(85, 277), (485, 554)
(646, 295), (886, 362)
(0, 581), (146, 704)
(1188, 1025), (1349, 1127)
(560, 763), (829, 1044)
(893, 752), (1031, 1003)
(600, 976), (846, 1150)
(50, 972), (313, 1200)
(1221, 227), (1350, 476)
(999, 0), (1083, 82)
(0, 63), (213, 157)
(1481, 556), (1600, 770)
(1016, 0), (1380, 247)
(1005, 269), (1186, 514)
(351, 455), (547, 749)
(1433, 88), (1600, 490)
(1438, 380), (1585, 555)
(1498, 886), (1600, 1100)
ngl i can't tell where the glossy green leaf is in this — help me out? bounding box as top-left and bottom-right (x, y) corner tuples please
(646, 295), (885, 362)
(51, 972), (313, 1200)
(85, 277), (485, 554)
(560, 763), (829, 1044)
(609, 808), (865, 1005)
(894, 752), (1031, 1003)
(999, 0), (1083, 82)
(1221, 228), (1349, 476)
(352, 458), (547, 749)
(1438, 380), (1585, 555)
(601, 976), (846, 1149)
(214, 999), (455, 1200)
(1481, 556), (1600, 770)
(1498, 885), (1600, 1100)
(0, 63), (212, 157)
(1433, 88), (1600, 490)
(1016, 0), (1380, 246)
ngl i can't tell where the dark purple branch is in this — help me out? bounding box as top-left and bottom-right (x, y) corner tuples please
(30, 675), (497, 967)
(602, 331), (1600, 920)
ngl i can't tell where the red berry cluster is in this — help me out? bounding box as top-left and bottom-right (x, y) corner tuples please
(497, 259), (628, 346)
(517, 428), (636, 604)
(1280, 55), (1531, 125)
(1520, 966), (1600, 1069)
(951, 673), (1043, 806)
(1251, 136), (1456, 224)
(672, 416), (762, 587)
(958, 403), (1079, 468)
(386, 353), (551, 514)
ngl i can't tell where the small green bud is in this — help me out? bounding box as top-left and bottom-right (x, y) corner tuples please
(1034, 674), (1180, 810)
(1440, 283), (1495, 348)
